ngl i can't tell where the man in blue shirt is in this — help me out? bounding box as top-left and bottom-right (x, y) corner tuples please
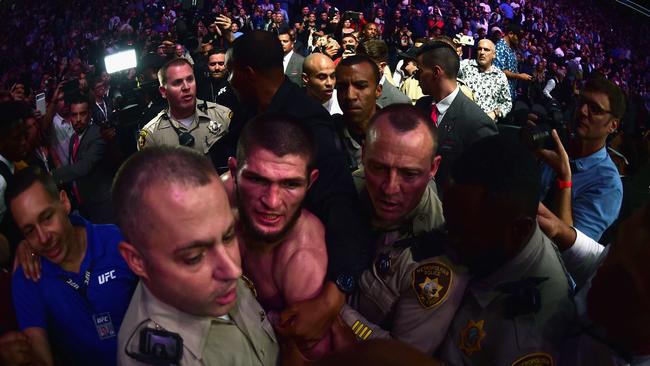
(538, 78), (625, 241)
(6, 167), (137, 366)
(494, 24), (532, 100)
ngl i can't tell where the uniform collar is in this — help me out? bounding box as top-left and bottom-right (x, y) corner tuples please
(469, 224), (546, 308)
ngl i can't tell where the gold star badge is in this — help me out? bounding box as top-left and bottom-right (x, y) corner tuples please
(419, 277), (443, 299)
(459, 319), (486, 356)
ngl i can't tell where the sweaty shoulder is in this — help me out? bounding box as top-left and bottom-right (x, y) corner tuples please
(291, 209), (327, 251)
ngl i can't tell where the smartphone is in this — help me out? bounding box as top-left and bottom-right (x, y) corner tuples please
(35, 93), (46, 114)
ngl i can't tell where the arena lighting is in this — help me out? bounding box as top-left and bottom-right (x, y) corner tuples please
(104, 49), (137, 74)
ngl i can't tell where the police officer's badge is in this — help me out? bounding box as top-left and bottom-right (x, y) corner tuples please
(459, 319), (486, 356)
(138, 130), (148, 150)
(208, 120), (222, 135)
(511, 353), (553, 366)
(412, 262), (452, 308)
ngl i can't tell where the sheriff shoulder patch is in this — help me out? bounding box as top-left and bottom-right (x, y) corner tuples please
(412, 262), (452, 308)
(511, 353), (554, 366)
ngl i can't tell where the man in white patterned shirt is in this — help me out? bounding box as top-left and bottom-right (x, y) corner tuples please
(458, 39), (512, 121)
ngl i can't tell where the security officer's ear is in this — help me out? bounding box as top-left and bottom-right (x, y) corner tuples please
(302, 72), (309, 86)
(429, 155), (442, 179)
(159, 84), (168, 100)
(118, 242), (148, 279)
(227, 157), (238, 181)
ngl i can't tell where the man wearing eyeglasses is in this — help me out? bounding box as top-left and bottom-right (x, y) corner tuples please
(537, 78), (624, 241)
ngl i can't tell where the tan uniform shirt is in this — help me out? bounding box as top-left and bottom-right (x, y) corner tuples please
(439, 225), (576, 366)
(340, 171), (469, 354)
(138, 100), (232, 155)
(118, 279), (279, 366)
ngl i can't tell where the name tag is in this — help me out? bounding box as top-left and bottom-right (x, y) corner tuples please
(93, 312), (116, 339)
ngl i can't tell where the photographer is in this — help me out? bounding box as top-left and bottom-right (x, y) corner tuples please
(537, 78), (624, 241)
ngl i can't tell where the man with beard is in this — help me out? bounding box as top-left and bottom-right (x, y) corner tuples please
(196, 49), (238, 110)
(224, 113), (332, 359)
(458, 39), (512, 120)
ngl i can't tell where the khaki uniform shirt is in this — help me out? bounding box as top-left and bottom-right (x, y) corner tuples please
(138, 99), (231, 155)
(439, 225), (576, 366)
(340, 170), (469, 354)
(118, 279), (279, 366)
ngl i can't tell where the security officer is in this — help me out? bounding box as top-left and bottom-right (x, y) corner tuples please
(138, 58), (232, 156)
(339, 104), (469, 355)
(439, 134), (575, 366)
(114, 147), (278, 366)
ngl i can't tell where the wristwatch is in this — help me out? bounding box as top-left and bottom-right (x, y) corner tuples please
(335, 273), (356, 294)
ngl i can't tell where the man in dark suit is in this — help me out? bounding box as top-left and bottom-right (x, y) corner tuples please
(414, 41), (498, 194)
(279, 28), (305, 87)
(52, 95), (114, 224)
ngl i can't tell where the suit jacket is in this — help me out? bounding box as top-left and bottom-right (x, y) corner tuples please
(415, 91), (498, 193)
(377, 79), (411, 108)
(90, 98), (113, 126)
(52, 124), (114, 223)
(285, 52), (305, 87)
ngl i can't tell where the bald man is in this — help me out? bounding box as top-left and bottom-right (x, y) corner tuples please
(302, 54), (343, 115)
(458, 39), (512, 120)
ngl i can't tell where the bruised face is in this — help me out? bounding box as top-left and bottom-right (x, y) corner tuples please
(11, 182), (75, 265)
(232, 147), (317, 244)
(363, 118), (439, 226)
(124, 179), (242, 317)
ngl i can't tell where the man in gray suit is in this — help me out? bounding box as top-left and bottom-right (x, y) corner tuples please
(414, 41), (497, 194)
(52, 95), (114, 223)
(357, 40), (411, 108)
(279, 28), (304, 87)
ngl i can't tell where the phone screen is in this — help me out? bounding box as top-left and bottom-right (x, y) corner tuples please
(35, 93), (46, 115)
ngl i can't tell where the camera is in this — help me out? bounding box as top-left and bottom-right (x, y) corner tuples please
(345, 11), (362, 21)
(520, 124), (553, 150)
(138, 328), (182, 364)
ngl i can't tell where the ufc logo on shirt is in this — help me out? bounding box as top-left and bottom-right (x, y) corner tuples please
(98, 270), (116, 285)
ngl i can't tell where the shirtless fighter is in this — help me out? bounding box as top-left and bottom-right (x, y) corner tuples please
(224, 112), (332, 359)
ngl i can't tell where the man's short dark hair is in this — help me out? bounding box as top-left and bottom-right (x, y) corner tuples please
(207, 48), (226, 57)
(583, 77), (626, 119)
(66, 93), (90, 107)
(417, 41), (460, 79)
(157, 57), (194, 86)
(357, 39), (388, 63)
(236, 112), (316, 174)
(505, 23), (523, 36)
(230, 30), (284, 72)
(451, 134), (540, 219)
(367, 104), (438, 157)
(5, 167), (59, 206)
(337, 55), (381, 86)
(112, 146), (217, 244)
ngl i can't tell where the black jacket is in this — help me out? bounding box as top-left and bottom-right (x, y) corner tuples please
(415, 91), (498, 193)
